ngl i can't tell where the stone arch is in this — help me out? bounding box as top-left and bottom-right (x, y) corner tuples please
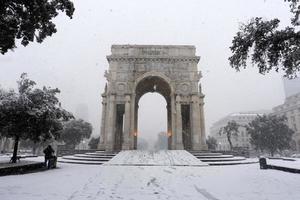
(133, 71), (174, 96)
(133, 73), (174, 150)
(98, 45), (207, 152)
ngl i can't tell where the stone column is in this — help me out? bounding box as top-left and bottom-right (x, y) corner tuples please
(129, 94), (136, 149)
(171, 95), (176, 149)
(199, 96), (208, 150)
(97, 96), (107, 150)
(191, 95), (202, 150)
(167, 103), (172, 150)
(175, 95), (184, 150)
(133, 104), (138, 149)
(122, 95), (131, 150)
(105, 94), (116, 152)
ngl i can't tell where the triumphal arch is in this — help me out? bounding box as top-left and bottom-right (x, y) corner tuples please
(98, 45), (207, 151)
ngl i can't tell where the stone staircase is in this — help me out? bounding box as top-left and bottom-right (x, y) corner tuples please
(189, 151), (258, 166)
(58, 151), (119, 165)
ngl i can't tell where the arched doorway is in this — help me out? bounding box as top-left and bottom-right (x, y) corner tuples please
(137, 93), (168, 150)
(134, 76), (171, 149)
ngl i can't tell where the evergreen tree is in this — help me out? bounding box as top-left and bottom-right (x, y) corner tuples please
(219, 121), (240, 150)
(246, 114), (294, 156)
(206, 136), (217, 150)
(0, 73), (73, 162)
(60, 119), (92, 149)
(88, 136), (100, 149)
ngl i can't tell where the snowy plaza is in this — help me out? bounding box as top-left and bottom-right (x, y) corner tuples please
(1, 151), (300, 200)
(1, 1), (300, 200)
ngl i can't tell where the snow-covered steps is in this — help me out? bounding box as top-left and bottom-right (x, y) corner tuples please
(105, 150), (208, 166)
(193, 154), (234, 159)
(200, 157), (246, 162)
(189, 152), (223, 156)
(189, 151), (258, 166)
(58, 151), (119, 165)
(208, 159), (259, 166)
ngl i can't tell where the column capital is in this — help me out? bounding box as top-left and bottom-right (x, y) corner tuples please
(175, 95), (182, 103)
(191, 95), (200, 103)
(125, 94), (131, 102)
(110, 94), (116, 101)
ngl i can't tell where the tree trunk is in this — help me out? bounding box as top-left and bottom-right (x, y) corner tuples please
(32, 142), (37, 155)
(270, 150), (274, 157)
(227, 135), (233, 150)
(11, 136), (20, 163)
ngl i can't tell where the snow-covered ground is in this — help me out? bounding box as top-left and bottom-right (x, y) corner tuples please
(106, 150), (208, 166)
(1, 156), (300, 200)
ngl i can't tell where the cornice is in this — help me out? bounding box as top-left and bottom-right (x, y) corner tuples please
(106, 56), (200, 63)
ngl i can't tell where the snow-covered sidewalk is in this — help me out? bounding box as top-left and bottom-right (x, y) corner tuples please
(1, 160), (300, 200)
(106, 150), (207, 166)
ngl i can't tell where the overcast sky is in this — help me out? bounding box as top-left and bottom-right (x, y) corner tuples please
(0, 0), (292, 143)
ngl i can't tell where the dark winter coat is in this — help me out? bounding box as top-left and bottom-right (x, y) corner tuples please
(43, 146), (55, 159)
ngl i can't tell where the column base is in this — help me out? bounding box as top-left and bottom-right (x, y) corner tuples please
(97, 143), (106, 150)
(201, 144), (208, 150)
(192, 143), (208, 151)
(192, 143), (202, 151)
(122, 142), (131, 150)
(175, 143), (184, 150)
(105, 144), (115, 153)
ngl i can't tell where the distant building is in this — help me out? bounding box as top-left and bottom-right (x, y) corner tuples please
(210, 111), (268, 151)
(283, 77), (300, 98)
(273, 92), (300, 152)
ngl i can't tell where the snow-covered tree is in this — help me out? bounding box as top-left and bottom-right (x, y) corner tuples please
(246, 114), (294, 156)
(219, 121), (240, 150)
(0, 0), (75, 54)
(229, 0), (300, 78)
(206, 136), (217, 150)
(60, 119), (92, 149)
(88, 136), (100, 149)
(0, 73), (73, 163)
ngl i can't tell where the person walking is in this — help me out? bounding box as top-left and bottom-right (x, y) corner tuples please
(43, 145), (56, 169)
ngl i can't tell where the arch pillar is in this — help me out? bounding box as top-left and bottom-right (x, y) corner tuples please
(98, 95), (107, 150)
(105, 94), (116, 152)
(175, 95), (184, 150)
(122, 95), (132, 150)
(191, 95), (202, 150)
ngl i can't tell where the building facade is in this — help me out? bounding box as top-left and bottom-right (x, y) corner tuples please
(283, 77), (300, 98)
(210, 112), (267, 150)
(0, 137), (14, 153)
(273, 92), (300, 152)
(98, 45), (207, 151)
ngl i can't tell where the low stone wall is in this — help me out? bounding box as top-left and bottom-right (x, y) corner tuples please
(259, 158), (300, 174)
(0, 161), (45, 176)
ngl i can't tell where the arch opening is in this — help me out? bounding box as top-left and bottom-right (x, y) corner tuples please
(137, 93), (168, 150)
(134, 76), (172, 150)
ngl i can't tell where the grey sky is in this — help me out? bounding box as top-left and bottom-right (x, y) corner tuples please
(0, 0), (291, 141)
